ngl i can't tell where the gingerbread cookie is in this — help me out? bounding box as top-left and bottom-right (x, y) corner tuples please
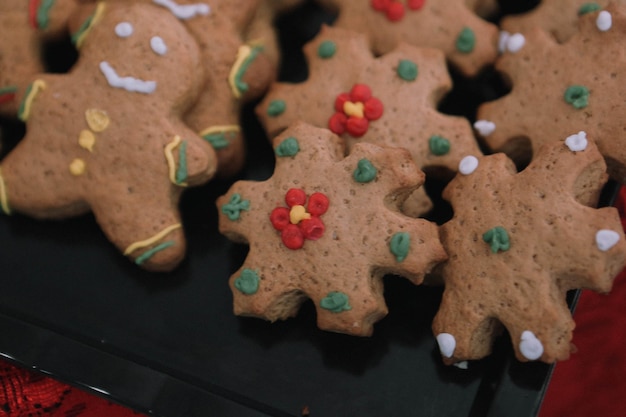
(314, 0), (500, 77)
(432, 135), (626, 364)
(0, 2), (217, 271)
(256, 25), (483, 216)
(476, 3), (626, 183)
(216, 122), (447, 336)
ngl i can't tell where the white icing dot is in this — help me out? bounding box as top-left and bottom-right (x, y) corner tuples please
(596, 11), (612, 32)
(453, 361), (469, 370)
(436, 333), (456, 358)
(459, 156), (479, 175)
(473, 120), (496, 137)
(519, 330), (544, 361)
(115, 22), (133, 38)
(150, 36), (168, 55)
(564, 131), (588, 152)
(596, 229), (620, 251)
(506, 33), (526, 53)
(498, 31), (510, 53)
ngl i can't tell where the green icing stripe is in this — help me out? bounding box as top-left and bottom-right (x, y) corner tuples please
(234, 45), (263, 95)
(203, 132), (232, 149)
(17, 83), (35, 121)
(0, 86), (18, 95)
(135, 241), (175, 265)
(390, 232), (410, 262)
(37, 0), (57, 30)
(71, 12), (95, 45)
(175, 140), (188, 184)
(578, 2), (601, 14)
(234, 268), (260, 295)
(320, 291), (352, 313)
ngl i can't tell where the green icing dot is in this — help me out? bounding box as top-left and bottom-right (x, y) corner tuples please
(203, 131), (236, 149)
(318, 40), (337, 58)
(320, 291), (352, 313)
(455, 27), (476, 53)
(564, 85), (589, 109)
(275, 137), (300, 157)
(397, 59), (418, 81)
(234, 268), (260, 295)
(221, 193), (250, 221)
(428, 135), (451, 156)
(353, 158), (377, 183)
(267, 99), (286, 117)
(578, 2), (601, 14)
(482, 226), (510, 253)
(390, 232), (410, 262)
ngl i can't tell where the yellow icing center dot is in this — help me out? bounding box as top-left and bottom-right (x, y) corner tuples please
(85, 108), (110, 132)
(69, 159), (86, 176)
(343, 101), (364, 118)
(78, 130), (96, 152)
(290, 205), (311, 224)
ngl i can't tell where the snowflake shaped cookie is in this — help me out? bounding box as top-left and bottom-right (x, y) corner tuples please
(315, 0), (499, 77)
(476, 3), (626, 183)
(217, 122), (447, 336)
(432, 136), (626, 364)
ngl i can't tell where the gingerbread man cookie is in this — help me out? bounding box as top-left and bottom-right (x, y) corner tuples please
(0, 2), (217, 271)
(257, 25), (483, 216)
(216, 122), (447, 336)
(432, 135), (626, 364)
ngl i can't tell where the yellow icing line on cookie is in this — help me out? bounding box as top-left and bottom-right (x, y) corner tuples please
(123, 223), (182, 256)
(164, 135), (188, 187)
(199, 124), (240, 137)
(18, 79), (46, 122)
(0, 167), (11, 215)
(74, 2), (106, 49)
(228, 45), (259, 98)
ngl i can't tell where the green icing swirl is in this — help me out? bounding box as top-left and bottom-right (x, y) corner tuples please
(429, 135), (451, 156)
(221, 193), (250, 221)
(390, 232), (410, 262)
(397, 59), (418, 81)
(318, 40), (337, 58)
(482, 226), (510, 253)
(564, 85), (589, 109)
(455, 27), (476, 53)
(175, 140), (188, 184)
(234, 268), (260, 295)
(578, 2), (601, 14)
(353, 158), (377, 183)
(135, 241), (175, 265)
(275, 137), (300, 157)
(320, 291), (352, 313)
(267, 99), (286, 117)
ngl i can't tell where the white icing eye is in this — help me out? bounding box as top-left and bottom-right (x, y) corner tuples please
(436, 333), (456, 358)
(506, 33), (525, 53)
(473, 120), (495, 137)
(115, 22), (134, 38)
(459, 156), (479, 175)
(453, 361), (468, 370)
(498, 31), (510, 53)
(565, 131), (588, 152)
(151, 36), (168, 55)
(596, 229), (620, 251)
(519, 330), (543, 361)
(597, 11), (612, 31)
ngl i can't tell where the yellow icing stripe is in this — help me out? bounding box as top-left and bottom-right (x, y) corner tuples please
(0, 167), (10, 215)
(18, 79), (46, 122)
(74, 2), (106, 49)
(123, 223), (182, 256)
(228, 45), (254, 98)
(164, 135), (188, 187)
(198, 124), (240, 137)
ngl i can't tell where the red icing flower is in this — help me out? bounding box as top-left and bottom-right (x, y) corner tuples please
(370, 0), (425, 21)
(328, 84), (384, 138)
(270, 188), (329, 250)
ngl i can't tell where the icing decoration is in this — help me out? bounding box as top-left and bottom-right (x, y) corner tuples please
(234, 268), (261, 295)
(99, 61), (157, 94)
(596, 229), (620, 251)
(407, 0), (426, 9)
(135, 241), (175, 265)
(18, 80), (47, 122)
(275, 137), (300, 157)
(164, 135), (189, 186)
(519, 330), (544, 361)
(453, 361), (469, 370)
(0, 86), (18, 105)
(458, 155), (479, 175)
(505, 33), (525, 53)
(152, 0), (211, 19)
(474, 119), (495, 136)
(267, 99), (286, 117)
(455, 27), (476, 53)
(69, 158), (86, 176)
(579, 3), (601, 15)
(270, 189), (329, 250)
(328, 84), (383, 137)
(498, 31), (510, 53)
(320, 291), (352, 313)
(482, 226), (510, 253)
(222, 193), (250, 221)
(390, 232), (410, 262)
(115, 22), (133, 38)
(565, 131), (588, 152)
(597, 10), (612, 31)
(0, 167), (10, 215)
(123, 223), (182, 256)
(397, 59), (418, 81)
(78, 130), (97, 152)
(318, 40), (337, 59)
(371, 0), (425, 22)
(30, 0), (55, 30)
(200, 125), (240, 149)
(72, 2), (106, 48)
(436, 333), (456, 358)
(151, 36), (168, 56)
(85, 109), (110, 132)
(228, 44), (263, 98)
(428, 135), (451, 156)
(353, 158), (377, 183)
(563, 85), (589, 109)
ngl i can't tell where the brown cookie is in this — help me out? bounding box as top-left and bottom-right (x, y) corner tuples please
(216, 122), (447, 336)
(432, 135), (626, 364)
(0, 2), (217, 271)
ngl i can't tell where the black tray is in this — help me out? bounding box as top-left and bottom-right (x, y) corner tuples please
(0, 2), (613, 416)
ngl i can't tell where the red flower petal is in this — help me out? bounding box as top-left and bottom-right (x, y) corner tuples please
(350, 84), (372, 102)
(346, 117), (369, 137)
(307, 192), (330, 216)
(270, 207), (290, 231)
(282, 224), (304, 249)
(364, 97), (384, 120)
(334, 92), (350, 113)
(371, 0), (392, 11)
(386, 2), (405, 21)
(328, 112), (348, 135)
(300, 217), (325, 241)
(285, 188), (307, 207)
(407, 0), (425, 10)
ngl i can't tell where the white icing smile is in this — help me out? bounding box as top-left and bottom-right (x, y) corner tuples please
(99, 61), (157, 94)
(153, 0), (210, 19)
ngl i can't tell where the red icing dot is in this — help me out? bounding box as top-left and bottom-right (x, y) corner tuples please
(270, 207), (290, 231)
(371, 0), (392, 11)
(334, 92), (351, 112)
(407, 0), (425, 10)
(346, 117), (369, 137)
(307, 192), (330, 216)
(282, 224), (304, 249)
(285, 188), (306, 207)
(328, 112), (347, 135)
(363, 97), (384, 120)
(350, 84), (372, 102)
(386, 2), (405, 21)
(300, 217), (325, 240)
